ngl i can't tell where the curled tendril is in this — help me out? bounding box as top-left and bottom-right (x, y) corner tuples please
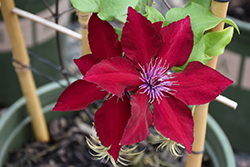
(86, 126), (144, 167)
(150, 134), (184, 157)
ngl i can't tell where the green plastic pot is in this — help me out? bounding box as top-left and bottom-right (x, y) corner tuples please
(210, 17), (250, 153)
(205, 114), (236, 167)
(0, 81), (235, 167)
(0, 80), (79, 166)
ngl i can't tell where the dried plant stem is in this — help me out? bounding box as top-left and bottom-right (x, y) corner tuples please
(162, 0), (171, 10)
(58, 7), (76, 18)
(54, 0), (70, 85)
(41, 0), (54, 16)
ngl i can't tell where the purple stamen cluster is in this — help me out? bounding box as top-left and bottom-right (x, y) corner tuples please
(139, 59), (175, 103)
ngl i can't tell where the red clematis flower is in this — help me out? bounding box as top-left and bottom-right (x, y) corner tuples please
(53, 12), (131, 161)
(84, 7), (233, 154)
(53, 6), (233, 162)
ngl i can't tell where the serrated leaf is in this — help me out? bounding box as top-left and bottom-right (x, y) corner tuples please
(145, 6), (165, 23)
(203, 27), (234, 57)
(71, 0), (139, 21)
(164, 2), (239, 45)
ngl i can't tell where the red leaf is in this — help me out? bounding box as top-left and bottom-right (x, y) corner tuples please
(153, 96), (194, 153)
(88, 13), (122, 59)
(170, 61), (233, 105)
(158, 16), (193, 68)
(84, 57), (142, 97)
(121, 7), (163, 66)
(95, 95), (131, 161)
(120, 92), (153, 145)
(74, 54), (99, 76)
(52, 80), (107, 111)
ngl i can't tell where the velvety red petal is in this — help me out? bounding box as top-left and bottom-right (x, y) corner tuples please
(120, 92), (153, 145)
(153, 21), (164, 55)
(170, 61), (233, 105)
(121, 7), (163, 66)
(153, 96), (194, 153)
(52, 80), (107, 111)
(88, 13), (122, 60)
(73, 54), (99, 76)
(95, 95), (131, 161)
(84, 57), (142, 97)
(153, 21), (163, 35)
(158, 16), (193, 68)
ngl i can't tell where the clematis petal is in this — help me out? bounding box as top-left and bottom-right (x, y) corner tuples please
(153, 96), (194, 153)
(95, 95), (131, 161)
(74, 54), (99, 76)
(121, 7), (163, 66)
(52, 80), (107, 111)
(153, 21), (164, 55)
(170, 61), (233, 105)
(120, 92), (153, 145)
(88, 13), (122, 60)
(84, 57), (142, 97)
(153, 21), (163, 35)
(158, 16), (193, 68)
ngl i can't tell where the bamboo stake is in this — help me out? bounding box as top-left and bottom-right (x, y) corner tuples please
(0, 0), (49, 142)
(186, 1), (230, 166)
(11, 7), (82, 40)
(77, 10), (92, 55)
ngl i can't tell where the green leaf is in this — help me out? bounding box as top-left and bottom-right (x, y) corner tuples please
(164, 2), (239, 45)
(186, 0), (212, 8)
(137, 0), (153, 15)
(115, 0), (156, 28)
(115, 15), (127, 24)
(71, 0), (100, 13)
(188, 40), (207, 64)
(114, 27), (122, 41)
(145, 6), (165, 23)
(203, 27), (234, 57)
(191, 105), (196, 115)
(99, 0), (139, 21)
(71, 0), (139, 21)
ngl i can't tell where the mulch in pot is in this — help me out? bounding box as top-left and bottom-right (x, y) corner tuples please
(4, 104), (209, 167)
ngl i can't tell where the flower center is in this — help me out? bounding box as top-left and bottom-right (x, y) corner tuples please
(139, 59), (176, 103)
